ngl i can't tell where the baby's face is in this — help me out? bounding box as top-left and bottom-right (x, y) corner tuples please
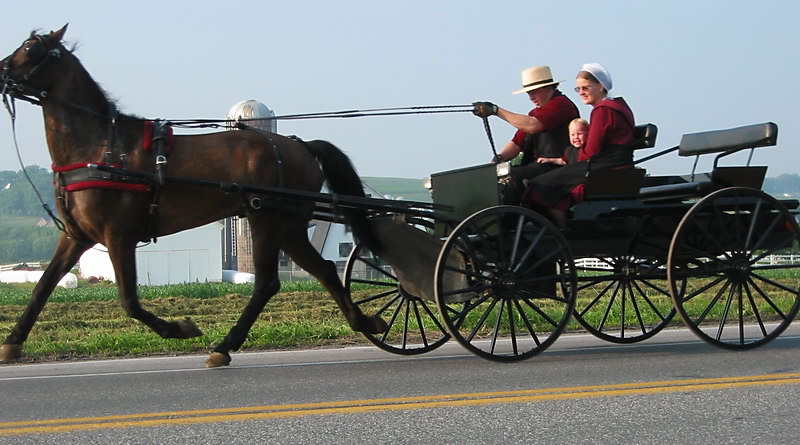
(569, 124), (588, 148)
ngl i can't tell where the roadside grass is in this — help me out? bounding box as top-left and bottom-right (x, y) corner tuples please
(0, 272), (796, 363)
(0, 281), (371, 362)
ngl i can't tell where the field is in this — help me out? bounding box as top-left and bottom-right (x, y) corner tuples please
(0, 281), (374, 362)
(363, 177), (430, 203)
(1, 268), (797, 363)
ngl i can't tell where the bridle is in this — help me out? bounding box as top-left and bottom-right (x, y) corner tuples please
(0, 34), (62, 106)
(0, 34), (67, 234)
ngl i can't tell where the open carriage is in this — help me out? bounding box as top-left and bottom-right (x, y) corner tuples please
(343, 121), (800, 362)
(0, 26), (797, 366)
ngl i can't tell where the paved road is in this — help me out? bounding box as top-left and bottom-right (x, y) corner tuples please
(1, 326), (799, 444)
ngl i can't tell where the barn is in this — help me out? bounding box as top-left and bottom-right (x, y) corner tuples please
(78, 222), (224, 286)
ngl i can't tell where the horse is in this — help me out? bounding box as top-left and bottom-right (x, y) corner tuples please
(0, 25), (387, 367)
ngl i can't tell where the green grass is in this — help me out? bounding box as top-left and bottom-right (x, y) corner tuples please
(1, 272), (797, 363)
(0, 282), (371, 362)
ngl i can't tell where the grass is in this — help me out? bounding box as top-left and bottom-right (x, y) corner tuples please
(1, 271), (797, 363)
(0, 281), (377, 362)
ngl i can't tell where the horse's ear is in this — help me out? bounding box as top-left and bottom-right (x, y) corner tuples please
(49, 24), (68, 42)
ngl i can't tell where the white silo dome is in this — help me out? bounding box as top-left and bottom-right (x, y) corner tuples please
(225, 99), (276, 133)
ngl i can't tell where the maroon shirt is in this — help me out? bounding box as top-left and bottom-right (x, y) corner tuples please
(511, 91), (580, 148)
(578, 97), (635, 162)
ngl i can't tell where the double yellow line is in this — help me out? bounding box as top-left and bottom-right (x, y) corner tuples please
(2, 372), (799, 436)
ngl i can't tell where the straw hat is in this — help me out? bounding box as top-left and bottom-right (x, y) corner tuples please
(513, 66), (562, 94)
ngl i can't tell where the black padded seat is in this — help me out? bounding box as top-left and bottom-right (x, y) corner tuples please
(679, 122), (777, 156)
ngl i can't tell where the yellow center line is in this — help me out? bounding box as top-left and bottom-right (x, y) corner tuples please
(1, 372), (799, 436)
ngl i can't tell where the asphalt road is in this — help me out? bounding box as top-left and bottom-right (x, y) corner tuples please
(1, 325), (799, 444)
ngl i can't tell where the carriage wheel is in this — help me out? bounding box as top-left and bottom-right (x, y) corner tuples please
(434, 206), (576, 362)
(573, 256), (680, 343)
(344, 241), (450, 355)
(667, 187), (800, 349)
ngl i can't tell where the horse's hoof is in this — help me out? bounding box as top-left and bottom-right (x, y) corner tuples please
(0, 344), (22, 362)
(354, 315), (388, 335)
(371, 315), (389, 334)
(177, 318), (203, 338)
(205, 352), (231, 368)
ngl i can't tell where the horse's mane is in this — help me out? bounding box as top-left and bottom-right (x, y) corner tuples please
(37, 31), (136, 119)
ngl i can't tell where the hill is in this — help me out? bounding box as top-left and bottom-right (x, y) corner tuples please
(362, 177), (430, 202)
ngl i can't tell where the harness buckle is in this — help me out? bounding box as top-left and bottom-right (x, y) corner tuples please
(155, 155), (167, 165)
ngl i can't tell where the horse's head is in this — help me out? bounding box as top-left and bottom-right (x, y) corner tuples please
(1, 24), (68, 101)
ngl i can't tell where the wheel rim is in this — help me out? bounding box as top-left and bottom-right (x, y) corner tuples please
(667, 187), (800, 349)
(344, 242), (450, 355)
(574, 256), (679, 343)
(434, 206), (576, 362)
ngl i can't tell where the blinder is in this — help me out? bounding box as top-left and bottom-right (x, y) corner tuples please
(24, 37), (48, 63)
(1, 34), (61, 97)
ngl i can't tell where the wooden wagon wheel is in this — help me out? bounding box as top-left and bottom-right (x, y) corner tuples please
(572, 256), (681, 343)
(434, 206), (577, 362)
(344, 218), (452, 355)
(667, 187), (800, 349)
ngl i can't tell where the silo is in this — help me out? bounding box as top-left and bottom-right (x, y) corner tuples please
(223, 100), (276, 273)
(225, 99), (276, 132)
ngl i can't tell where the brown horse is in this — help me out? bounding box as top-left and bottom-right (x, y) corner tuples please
(0, 25), (387, 367)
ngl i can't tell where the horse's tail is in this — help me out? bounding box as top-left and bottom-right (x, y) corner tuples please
(303, 140), (382, 254)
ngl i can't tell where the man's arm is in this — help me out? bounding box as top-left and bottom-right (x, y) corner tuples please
(496, 107), (546, 134)
(496, 141), (521, 162)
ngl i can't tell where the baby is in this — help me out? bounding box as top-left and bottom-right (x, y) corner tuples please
(566, 118), (589, 164)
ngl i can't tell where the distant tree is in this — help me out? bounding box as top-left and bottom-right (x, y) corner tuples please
(763, 174), (800, 196)
(0, 166), (55, 217)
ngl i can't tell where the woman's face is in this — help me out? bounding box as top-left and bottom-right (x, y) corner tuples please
(569, 123), (588, 148)
(575, 77), (605, 106)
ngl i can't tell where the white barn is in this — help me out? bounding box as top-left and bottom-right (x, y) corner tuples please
(78, 222), (223, 286)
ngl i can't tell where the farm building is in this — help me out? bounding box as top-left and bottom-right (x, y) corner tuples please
(78, 222), (223, 286)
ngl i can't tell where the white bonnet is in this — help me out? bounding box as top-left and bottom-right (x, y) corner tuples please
(581, 63), (612, 92)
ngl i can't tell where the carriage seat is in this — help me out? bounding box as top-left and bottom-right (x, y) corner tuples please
(677, 122), (777, 156)
(582, 123), (657, 201)
(637, 122), (777, 202)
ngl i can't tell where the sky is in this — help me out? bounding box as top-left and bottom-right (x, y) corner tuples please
(0, 0), (797, 180)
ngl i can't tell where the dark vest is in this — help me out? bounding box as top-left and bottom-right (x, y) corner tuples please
(519, 120), (571, 165)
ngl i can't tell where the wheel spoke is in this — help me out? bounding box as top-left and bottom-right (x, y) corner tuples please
(597, 283), (621, 331)
(351, 278), (397, 287)
(520, 296), (560, 328)
(411, 300), (430, 347)
(380, 297), (405, 343)
(746, 276), (789, 320)
(356, 256), (398, 281)
(695, 278), (732, 326)
(577, 279), (617, 317)
(624, 282), (648, 336)
(631, 279), (669, 321)
(466, 298), (500, 343)
(490, 299), (506, 355)
(354, 289), (399, 306)
(742, 281), (768, 337)
(714, 283), (737, 341)
(513, 298), (541, 346)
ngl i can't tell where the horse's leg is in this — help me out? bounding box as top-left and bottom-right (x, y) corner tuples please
(206, 217), (283, 368)
(107, 240), (203, 339)
(0, 235), (90, 362)
(281, 227), (388, 335)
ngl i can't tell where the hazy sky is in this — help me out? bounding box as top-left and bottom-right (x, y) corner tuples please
(0, 0), (797, 180)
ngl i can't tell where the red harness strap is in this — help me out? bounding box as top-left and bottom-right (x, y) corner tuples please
(52, 162), (152, 193)
(142, 121), (175, 154)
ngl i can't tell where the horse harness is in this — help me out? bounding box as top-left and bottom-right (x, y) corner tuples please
(3, 33), (306, 243)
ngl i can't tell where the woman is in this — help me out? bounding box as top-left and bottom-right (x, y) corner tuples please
(522, 63), (635, 226)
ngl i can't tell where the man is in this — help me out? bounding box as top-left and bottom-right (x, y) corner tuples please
(473, 65), (579, 204)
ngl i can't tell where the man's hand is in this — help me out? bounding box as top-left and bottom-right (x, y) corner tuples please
(472, 101), (498, 118)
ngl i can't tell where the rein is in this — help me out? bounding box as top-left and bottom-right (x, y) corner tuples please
(1, 34), (497, 240)
(166, 104), (475, 129)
